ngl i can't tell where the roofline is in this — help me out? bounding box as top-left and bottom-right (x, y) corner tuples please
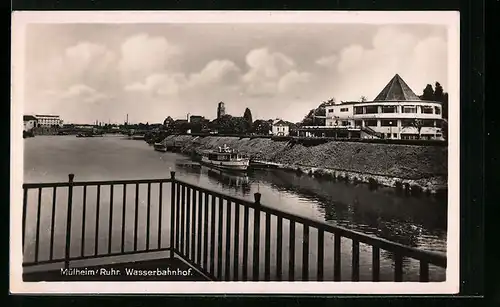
(333, 100), (443, 106)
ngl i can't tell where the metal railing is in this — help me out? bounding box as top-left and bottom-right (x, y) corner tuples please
(22, 175), (173, 268)
(22, 172), (446, 282)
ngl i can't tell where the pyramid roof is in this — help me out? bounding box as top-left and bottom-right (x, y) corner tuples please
(373, 74), (421, 101)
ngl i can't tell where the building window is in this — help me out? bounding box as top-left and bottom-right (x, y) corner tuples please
(393, 133), (398, 138)
(341, 121), (349, 126)
(380, 120), (397, 127)
(354, 106), (363, 114)
(365, 119), (377, 127)
(328, 108), (334, 113)
(421, 120), (436, 127)
(340, 108), (349, 112)
(401, 134), (418, 140)
(402, 106), (417, 113)
(435, 106), (441, 114)
(365, 106), (378, 114)
(382, 106), (397, 113)
(354, 120), (362, 127)
(401, 119), (414, 127)
(421, 106), (434, 114)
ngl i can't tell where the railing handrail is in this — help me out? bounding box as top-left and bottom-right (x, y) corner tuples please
(23, 178), (173, 189)
(22, 175), (447, 269)
(173, 178), (447, 268)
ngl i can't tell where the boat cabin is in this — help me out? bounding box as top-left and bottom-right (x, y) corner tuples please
(205, 145), (246, 161)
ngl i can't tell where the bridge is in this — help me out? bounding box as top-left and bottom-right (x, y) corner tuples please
(21, 173), (446, 282)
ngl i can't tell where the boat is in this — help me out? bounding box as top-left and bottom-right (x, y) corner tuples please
(76, 132), (103, 138)
(200, 144), (250, 172)
(153, 142), (167, 152)
(249, 159), (281, 169)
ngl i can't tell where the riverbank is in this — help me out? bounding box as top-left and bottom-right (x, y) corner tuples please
(162, 135), (448, 194)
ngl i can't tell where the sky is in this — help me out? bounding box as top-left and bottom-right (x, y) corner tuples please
(23, 23), (449, 124)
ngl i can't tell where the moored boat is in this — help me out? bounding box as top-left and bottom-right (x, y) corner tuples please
(200, 144), (249, 172)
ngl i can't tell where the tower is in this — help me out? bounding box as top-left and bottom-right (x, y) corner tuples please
(217, 101), (226, 119)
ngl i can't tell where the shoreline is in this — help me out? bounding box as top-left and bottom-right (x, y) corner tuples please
(250, 159), (447, 196)
(161, 135), (448, 196)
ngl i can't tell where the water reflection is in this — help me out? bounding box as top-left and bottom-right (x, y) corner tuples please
(175, 161), (202, 175)
(205, 169), (252, 196)
(246, 169), (447, 253)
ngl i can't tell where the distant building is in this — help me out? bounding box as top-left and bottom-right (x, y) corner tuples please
(23, 115), (38, 131)
(35, 114), (63, 127)
(163, 116), (174, 127)
(272, 119), (290, 136)
(217, 102), (226, 119)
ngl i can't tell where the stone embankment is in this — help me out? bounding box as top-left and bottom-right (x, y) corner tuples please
(163, 135), (448, 194)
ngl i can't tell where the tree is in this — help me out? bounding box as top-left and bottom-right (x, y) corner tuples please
(300, 102), (327, 126)
(243, 108), (253, 125)
(420, 82), (449, 120)
(421, 84), (435, 101)
(251, 119), (272, 135)
(243, 107), (253, 132)
(434, 82), (444, 101)
(441, 92), (449, 119)
(434, 82), (448, 120)
(210, 115), (233, 134)
(402, 118), (424, 139)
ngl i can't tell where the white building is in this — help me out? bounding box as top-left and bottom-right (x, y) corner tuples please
(272, 119), (290, 136)
(322, 74), (443, 140)
(35, 114), (63, 127)
(23, 115), (38, 131)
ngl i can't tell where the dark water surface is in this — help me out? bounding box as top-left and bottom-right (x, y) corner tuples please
(23, 135), (447, 281)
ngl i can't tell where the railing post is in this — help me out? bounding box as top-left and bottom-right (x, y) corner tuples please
(252, 192), (261, 281)
(65, 174), (75, 269)
(170, 171), (176, 259)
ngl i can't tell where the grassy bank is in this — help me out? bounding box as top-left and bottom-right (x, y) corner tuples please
(163, 135), (448, 193)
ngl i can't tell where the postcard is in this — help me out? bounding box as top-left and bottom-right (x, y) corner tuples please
(11, 10), (460, 294)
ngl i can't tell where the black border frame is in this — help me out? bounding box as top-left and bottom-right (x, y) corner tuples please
(7, 0), (486, 304)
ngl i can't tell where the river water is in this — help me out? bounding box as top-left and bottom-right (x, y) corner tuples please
(23, 135), (447, 282)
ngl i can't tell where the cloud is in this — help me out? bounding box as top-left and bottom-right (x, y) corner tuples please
(118, 33), (181, 80)
(45, 42), (117, 89)
(59, 84), (110, 103)
(124, 59), (241, 98)
(315, 55), (338, 68)
(242, 48), (310, 96)
(24, 24), (449, 124)
(187, 59), (241, 88)
(332, 26), (448, 100)
(125, 73), (187, 97)
(278, 70), (311, 93)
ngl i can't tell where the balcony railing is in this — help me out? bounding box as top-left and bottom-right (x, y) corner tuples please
(22, 172), (446, 282)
